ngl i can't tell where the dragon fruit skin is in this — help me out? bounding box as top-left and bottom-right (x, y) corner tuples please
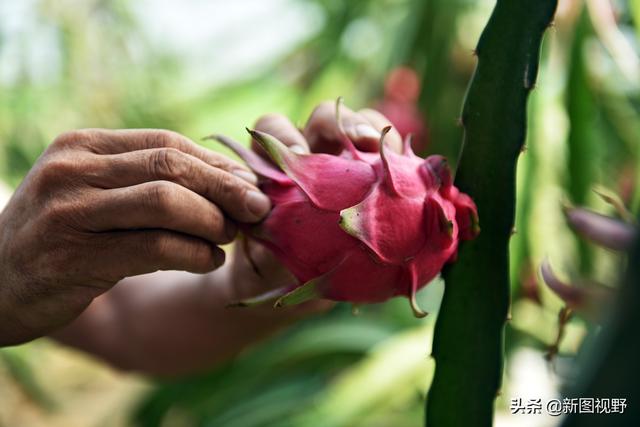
(216, 125), (479, 316)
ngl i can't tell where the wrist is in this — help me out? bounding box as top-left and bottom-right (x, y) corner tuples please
(0, 270), (97, 346)
(0, 281), (35, 346)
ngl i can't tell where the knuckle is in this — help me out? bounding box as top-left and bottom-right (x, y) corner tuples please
(42, 199), (85, 229)
(149, 148), (191, 180)
(211, 170), (242, 200)
(144, 129), (186, 149)
(42, 199), (67, 224)
(32, 154), (82, 194)
(147, 181), (175, 212)
(43, 156), (77, 176)
(161, 129), (185, 144)
(51, 130), (94, 150)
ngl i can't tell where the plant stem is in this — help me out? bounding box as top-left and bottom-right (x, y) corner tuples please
(426, 1), (557, 426)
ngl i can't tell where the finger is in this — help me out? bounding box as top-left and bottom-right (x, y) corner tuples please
(95, 230), (226, 278)
(303, 101), (383, 154)
(76, 129), (258, 185)
(83, 181), (237, 244)
(89, 148), (271, 223)
(357, 108), (403, 153)
(252, 114), (309, 155)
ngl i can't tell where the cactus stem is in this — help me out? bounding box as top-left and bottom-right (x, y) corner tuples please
(427, 1), (557, 424)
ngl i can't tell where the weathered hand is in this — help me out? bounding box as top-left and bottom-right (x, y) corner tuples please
(0, 129), (270, 345)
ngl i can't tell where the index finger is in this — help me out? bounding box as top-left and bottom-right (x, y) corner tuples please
(66, 129), (257, 184)
(90, 147), (271, 223)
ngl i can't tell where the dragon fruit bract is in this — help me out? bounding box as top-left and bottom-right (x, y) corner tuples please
(216, 107), (479, 317)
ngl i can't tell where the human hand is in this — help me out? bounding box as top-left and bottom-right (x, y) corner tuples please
(0, 129), (271, 345)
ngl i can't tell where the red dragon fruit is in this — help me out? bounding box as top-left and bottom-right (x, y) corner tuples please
(214, 103), (479, 317)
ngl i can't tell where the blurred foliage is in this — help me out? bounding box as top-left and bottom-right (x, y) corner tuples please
(566, 9), (600, 275)
(133, 294), (441, 427)
(0, 0), (639, 426)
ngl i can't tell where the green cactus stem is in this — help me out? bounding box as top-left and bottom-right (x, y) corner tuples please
(426, 1), (557, 426)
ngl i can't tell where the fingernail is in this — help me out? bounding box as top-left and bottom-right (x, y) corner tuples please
(213, 248), (226, 267)
(233, 169), (258, 185)
(354, 123), (382, 139)
(224, 220), (238, 241)
(246, 190), (271, 218)
(289, 145), (307, 154)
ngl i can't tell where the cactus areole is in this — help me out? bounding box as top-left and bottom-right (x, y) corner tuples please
(214, 103), (479, 317)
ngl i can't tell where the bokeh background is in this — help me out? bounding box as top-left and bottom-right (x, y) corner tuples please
(0, 0), (639, 426)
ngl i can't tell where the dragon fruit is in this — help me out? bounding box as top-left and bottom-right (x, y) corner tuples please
(214, 103), (479, 317)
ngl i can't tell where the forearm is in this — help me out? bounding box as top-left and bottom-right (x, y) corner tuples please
(51, 260), (316, 377)
(52, 268), (230, 376)
(0, 293), (34, 346)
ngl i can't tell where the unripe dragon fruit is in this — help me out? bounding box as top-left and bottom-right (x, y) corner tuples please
(214, 104), (479, 317)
